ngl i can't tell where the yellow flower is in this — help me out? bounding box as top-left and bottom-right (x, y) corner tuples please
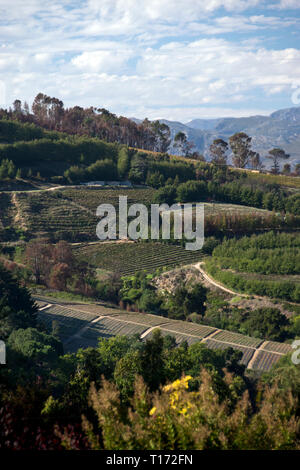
(149, 406), (157, 416)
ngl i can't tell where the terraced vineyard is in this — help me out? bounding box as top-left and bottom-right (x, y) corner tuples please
(63, 187), (157, 210)
(80, 317), (147, 342)
(14, 191), (97, 240)
(203, 202), (273, 217)
(204, 339), (255, 366)
(159, 322), (216, 339)
(0, 187), (157, 241)
(146, 328), (202, 346)
(262, 341), (293, 354)
(110, 312), (171, 326)
(250, 350), (284, 372)
(38, 304), (98, 341)
(211, 330), (263, 348)
(36, 297), (292, 372)
(74, 241), (204, 275)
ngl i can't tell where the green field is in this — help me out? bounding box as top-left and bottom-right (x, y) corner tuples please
(73, 241), (204, 275)
(0, 184), (293, 243)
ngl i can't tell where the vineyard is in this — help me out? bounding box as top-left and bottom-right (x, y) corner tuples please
(62, 187), (157, 210)
(250, 350), (284, 372)
(0, 185), (289, 244)
(80, 317), (147, 341)
(73, 241), (204, 275)
(0, 193), (15, 228)
(203, 202), (272, 217)
(36, 297), (292, 372)
(204, 339), (255, 366)
(211, 330), (263, 348)
(38, 304), (99, 341)
(13, 191), (97, 240)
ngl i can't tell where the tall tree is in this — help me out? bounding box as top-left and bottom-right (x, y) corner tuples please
(174, 131), (194, 157)
(249, 151), (262, 170)
(229, 132), (252, 168)
(151, 121), (171, 153)
(209, 139), (228, 166)
(267, 148), (290, 174)
(25, 239), (53, 284)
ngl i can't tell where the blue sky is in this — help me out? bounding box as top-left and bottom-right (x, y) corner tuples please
(0, 0), (300, 122)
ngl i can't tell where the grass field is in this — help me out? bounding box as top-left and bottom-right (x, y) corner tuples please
(73, 241), (204, 275)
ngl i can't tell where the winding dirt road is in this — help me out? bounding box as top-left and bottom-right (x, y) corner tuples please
(194, 262), (248, 297)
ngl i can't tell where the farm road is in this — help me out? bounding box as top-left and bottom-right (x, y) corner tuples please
(194, 262), (248, 297)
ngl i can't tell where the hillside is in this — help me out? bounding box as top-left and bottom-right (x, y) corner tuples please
(162, 105), (300, 167)
(35, 294), (292, 373)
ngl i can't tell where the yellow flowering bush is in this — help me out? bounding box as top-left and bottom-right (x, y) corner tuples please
(77, 369), (300, 450)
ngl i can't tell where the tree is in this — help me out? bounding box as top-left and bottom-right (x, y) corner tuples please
(249, 151), (262, 170)
(209, 139), (228, 166)
(282, 163), (291, 175)
(0, 264), (38, 340)
(52, 240), (74, 267)
(25, 239), (53, 284)
(183, 284), (207, 317)
(229, 132), (252, 168)
(49, 263), (71, 290)
(266, 148), (290, 174)
(0, 159), (16, 180)
(151, 121), (171, 153)
(12, 99), (22, 115)
(8, 327), (63, 365)
(139, 329), (165, 390)
(174, 132), (194, 158)
(295, 163), (300, 176)
(114, 350), (142, 399)
(191, 151), (205, 161)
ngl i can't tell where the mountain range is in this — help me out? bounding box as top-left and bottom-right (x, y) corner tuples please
(135, 106), (300, 169)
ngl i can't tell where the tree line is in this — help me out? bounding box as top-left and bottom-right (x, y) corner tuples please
(1, 94), (299, 175)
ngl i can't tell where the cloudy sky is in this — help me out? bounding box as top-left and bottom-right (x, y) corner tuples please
(0, 0), (300, 122)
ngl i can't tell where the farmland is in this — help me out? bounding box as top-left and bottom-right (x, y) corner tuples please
(205, 231), (300, 302)
(250, 350), (284, 372)
(73, 241), (204, 275)
(1, 187), (157, 242)
(36, 296), (292, 372)
(0, 183), (292, 244)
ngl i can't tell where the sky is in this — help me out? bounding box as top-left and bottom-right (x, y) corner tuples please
(0, 0), (300, 122)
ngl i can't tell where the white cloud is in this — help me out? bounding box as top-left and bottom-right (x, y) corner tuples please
(275, 0), (300, 9)
(0, 0), (299, 119)
(71, 49), (133, 73)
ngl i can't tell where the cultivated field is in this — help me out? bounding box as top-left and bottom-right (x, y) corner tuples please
(73, 241), (204, 275)
(211, 330), (263, 348)
(36, 296), (292, 372)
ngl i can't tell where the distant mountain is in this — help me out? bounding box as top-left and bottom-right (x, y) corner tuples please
(185, 107), (300, 168)
(131, 106), (300, 168)
(185, 118), (222, 131)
